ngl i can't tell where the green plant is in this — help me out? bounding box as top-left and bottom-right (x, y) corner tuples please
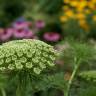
(0, 39), (95, 96)
(61, 40), (96, 96)
(0, 39), (58, 96)
(78, 86), (96, 96)
(79, 71), (96, 82)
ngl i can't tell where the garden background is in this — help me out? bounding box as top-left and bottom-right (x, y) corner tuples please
(0, 0), (96, 96)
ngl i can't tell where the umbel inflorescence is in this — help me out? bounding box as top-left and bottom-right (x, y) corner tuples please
(0, 39), (58, 75)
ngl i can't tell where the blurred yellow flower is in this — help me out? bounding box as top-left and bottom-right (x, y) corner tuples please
(78, 18), (90, 32)
(79, 1), (87, 8)
(84, 9), (91, 14)
(64, 0), (70, 4)
(87, 2), (95, 9)
(78, 19), (86, 25)
(61, 0), (96, 32)
(60, 16), (68, 22)
(76, 13), (86, 20)
(93, 15), (96, 21)
(70, 1), (79, 7)
(65, 10), (74, 18)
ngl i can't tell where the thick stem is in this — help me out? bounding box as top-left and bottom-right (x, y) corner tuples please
(16, 86), (21, 96)
(64, 59), (81, 96)
(1, 88), (6, 96)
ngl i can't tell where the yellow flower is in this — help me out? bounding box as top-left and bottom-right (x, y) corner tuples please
(60, 16), (68, 22)
(87, 2), (95, 9)
(78, 19), (86, 25)
(61, 0), (96, 32)
(79, 20), (89, 32)
(76, 13), (86, 20)
(64, 0), (70, 4)
(76, 7), (83, 12)
(70, 1), (78, 7)
(91, 0), (96, 3)
(65, 10), (74, 18)
(93, 15), (96, 21)
(84, 9), (91, 14)
(79, 1), (87, 8)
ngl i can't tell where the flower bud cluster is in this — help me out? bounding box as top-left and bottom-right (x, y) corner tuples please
(0, 39), (58, 75)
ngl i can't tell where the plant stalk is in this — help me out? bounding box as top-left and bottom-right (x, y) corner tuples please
(1, 88), (6, 96)
(64, 59), (81, 96)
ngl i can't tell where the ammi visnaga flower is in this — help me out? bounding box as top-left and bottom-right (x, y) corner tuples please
(0, 39), (58, 75)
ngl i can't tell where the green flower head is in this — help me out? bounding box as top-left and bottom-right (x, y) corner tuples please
(0, 39), (58, 75)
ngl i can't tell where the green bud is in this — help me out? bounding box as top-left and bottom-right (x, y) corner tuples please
(33, 68), (41, 75)
(17, 50), (23, 57)
(0, 67), (6, 71)
(35, 51), (41, 56)
(10, 49), (15, 55)
(5, 50), (11, 57)
(31, 50), (35, 54)
(15, 63), (23, 70)
(26, 62), (33, 69)
(0, 53), (4, 58)
(41, 58), (46, 63)
(0, 59), (4, 65)
(15, 60), (23, 70)
(22, 48), (28, 54)
(8, 64), (15, 70)
(26, 52), (32, 58)
(39, 63), (46, 69)
(32, 58), (39, 63)
(49, 55), (55, 61)
(47, 61), (54, 67)
(20, 57), (27, 63)
(5, 57), (11, 63)
(12, 55), (17, 60)
(43, 52), (48, 57)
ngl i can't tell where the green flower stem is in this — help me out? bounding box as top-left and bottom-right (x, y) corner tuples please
(64, 59), (81, 96)
(16, 86), (22, 96)
(1, 88), (6, 96)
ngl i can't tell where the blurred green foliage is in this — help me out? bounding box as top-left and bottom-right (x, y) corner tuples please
(0, 0), (63, 27)
(0, 0), (26, 26)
